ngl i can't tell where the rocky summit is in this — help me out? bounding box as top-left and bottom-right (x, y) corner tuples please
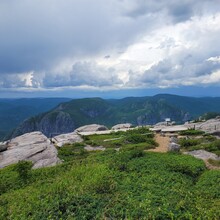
(0, 132), (60, 169)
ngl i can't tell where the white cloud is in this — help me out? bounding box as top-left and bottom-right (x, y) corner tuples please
(207, 56), (220, 63)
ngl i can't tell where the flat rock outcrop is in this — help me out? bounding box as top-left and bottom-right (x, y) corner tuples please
(185, 118), (220, 133)
(111, 123), (132, 130)
(75, 124), (108, 133)
(52, 132), (83, 147)
(184, 150), (220, 161)
(0, 132), (60, 169)
(196, 118), (220, 133)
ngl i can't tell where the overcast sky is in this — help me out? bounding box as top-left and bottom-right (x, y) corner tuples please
(0, 0), (220, 98)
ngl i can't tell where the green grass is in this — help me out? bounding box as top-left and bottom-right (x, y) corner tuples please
(82, 127), (157, 151)
(0, 128), (220, 219)
(1, 147), (220, 219)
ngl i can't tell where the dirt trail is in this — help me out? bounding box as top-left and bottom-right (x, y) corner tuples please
(148, 134), (169, 153)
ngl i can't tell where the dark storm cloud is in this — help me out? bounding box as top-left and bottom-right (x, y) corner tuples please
(0, 0), (160, 75)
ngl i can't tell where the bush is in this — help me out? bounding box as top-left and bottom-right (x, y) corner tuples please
(14, 160), (32, 182)
(209, 140), (220, 150)
(125, 134), (147, 144)
(179, 129), (205, 136)
(179, 138), (201, 148)
(203, 135), (217, 142)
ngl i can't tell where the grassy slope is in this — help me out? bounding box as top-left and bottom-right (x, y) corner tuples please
(0, 129), (220, 219)
(1, 152), (219, 219)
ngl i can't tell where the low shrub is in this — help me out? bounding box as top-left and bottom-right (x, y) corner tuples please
(14, 160), (32, 183)
(179, 129), (205, 136)
(125, 134), (147, 144)
(178, 138), (201, 148)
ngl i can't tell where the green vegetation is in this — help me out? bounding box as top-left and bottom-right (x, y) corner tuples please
(81, 127), (157, 151)
(14, 161), (33, 182)
(179, 135), (220, 156)
(179, 129), (205, 136)
(1, 149), (219, 219)
(1, 126), (220, 219)
(200, 112), (220, 120)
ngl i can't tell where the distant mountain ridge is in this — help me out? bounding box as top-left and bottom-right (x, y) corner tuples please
(0, 98), (71, 140)
(11, 94), (220, 138)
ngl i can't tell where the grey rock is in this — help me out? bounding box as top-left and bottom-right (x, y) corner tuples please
(11, 111), (75, 138)
(184, 150), (220, 160)
(111, 123), (132, 130)
(170, 136), (178, 144)
(0, 144), (7, 152)
(168, 142), (180, 152)
(196, 118), (220, 133)
(52, 132), (83, 147)
(84, 145), (106, 151)
(75, 124), (108, 133)
(0, 132), (61, 169)
(161, 125), (188, 132)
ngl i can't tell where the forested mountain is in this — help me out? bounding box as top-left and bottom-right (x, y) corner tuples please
(11, 94), (220, 138)
(0, 98), (71, 140)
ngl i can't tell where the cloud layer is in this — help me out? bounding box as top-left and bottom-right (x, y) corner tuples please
(0, 0), (220, 94)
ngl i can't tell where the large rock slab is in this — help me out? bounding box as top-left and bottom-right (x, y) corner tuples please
(161, 125), (188, 133)
(196, 118), (220, 133)
(184, 150), (220, 160)
(52, 132), (83, 147)
(185, 118), (220, 133)
(111, 123), (132, 130)
(0, 132), (60, 169)
(75, 124), (108, 133)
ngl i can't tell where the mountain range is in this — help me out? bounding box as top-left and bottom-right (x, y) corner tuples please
(0, 98), (71, 140)
(9, 94), (220, 138)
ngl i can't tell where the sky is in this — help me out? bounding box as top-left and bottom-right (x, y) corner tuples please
(0, 0), (220, 98)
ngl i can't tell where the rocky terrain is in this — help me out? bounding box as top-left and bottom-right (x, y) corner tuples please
(1, 118), (220, 170)
(0, 132), (60, 169)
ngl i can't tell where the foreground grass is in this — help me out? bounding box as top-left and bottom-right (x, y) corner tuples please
(0, 128), (219, 219)
(1, 147), (220, 219)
